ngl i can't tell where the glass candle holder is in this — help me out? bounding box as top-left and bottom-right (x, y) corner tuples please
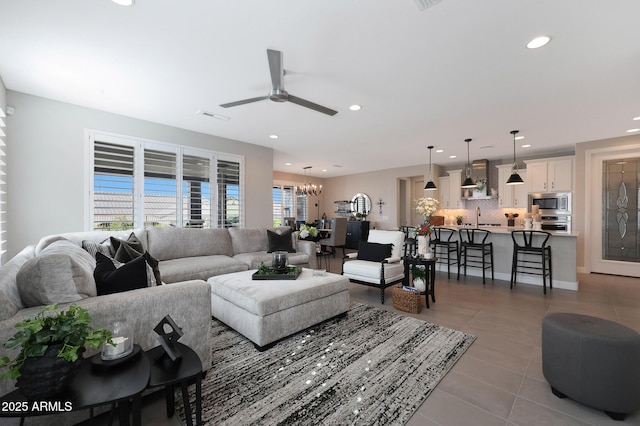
(272, 251), (288, 272)
(101, 321), (133, 360)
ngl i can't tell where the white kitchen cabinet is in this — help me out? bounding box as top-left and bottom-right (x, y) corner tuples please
(447, 169), (463, 209)
(497, 165), (527, 208)
(438, 176), (450, 208)
(525, 157), (573, 193)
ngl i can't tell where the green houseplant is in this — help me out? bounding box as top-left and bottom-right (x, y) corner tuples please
(411, 264), (427, 292)
(0, 304), (113, 398)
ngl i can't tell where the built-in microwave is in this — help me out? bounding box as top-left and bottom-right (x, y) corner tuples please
(528, 192), (571, 215)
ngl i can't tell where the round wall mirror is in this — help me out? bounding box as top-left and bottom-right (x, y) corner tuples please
(351, 193), (372, 216)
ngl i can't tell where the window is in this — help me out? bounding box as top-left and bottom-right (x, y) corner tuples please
(272, 185), (295, 226)
(88, 131), (243, 231)
(0, 107), (6, 263)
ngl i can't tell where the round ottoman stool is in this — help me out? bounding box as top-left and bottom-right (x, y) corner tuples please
(542, 313), (640, 420)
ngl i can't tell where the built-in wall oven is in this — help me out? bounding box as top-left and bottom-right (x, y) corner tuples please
(528, 192), (572, 231)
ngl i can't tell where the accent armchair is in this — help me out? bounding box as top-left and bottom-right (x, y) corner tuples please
(341, 230), (405, 304)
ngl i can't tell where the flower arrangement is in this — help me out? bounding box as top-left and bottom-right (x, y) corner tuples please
(475, 178), (487, 191)
(415, 197), (439, 218)
(415, 223), (433, 237)
(298, 224), (319, 240)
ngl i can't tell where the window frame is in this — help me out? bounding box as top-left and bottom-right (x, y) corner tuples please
(85, 130), (244, 231)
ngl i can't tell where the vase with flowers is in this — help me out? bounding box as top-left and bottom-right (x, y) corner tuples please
(415, 222), (434, 258)
(415, 197), (440, 224)
(298, 224), (319, 241)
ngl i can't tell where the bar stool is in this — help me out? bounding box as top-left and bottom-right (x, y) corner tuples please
(458, 228), (494, 284)
(511, 230), (552, 294)
(430, 227), (459, 279)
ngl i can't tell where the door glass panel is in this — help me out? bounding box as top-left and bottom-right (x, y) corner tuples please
(602, 158), (640, 262)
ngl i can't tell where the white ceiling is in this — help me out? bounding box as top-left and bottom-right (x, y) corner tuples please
(1, 0), (639, 178)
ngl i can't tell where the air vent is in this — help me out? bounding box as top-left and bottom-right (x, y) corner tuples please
(413, 0), (443, 11)
(197, 109), (230, 121)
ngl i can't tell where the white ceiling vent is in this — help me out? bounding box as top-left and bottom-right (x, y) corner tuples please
(413, 0), (443, 11)
(197, 109), (230, 121)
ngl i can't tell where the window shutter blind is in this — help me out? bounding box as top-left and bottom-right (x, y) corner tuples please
(297, 194), (308, 221)
(93, 141), (135, 231)
(183, 154), (210, 228)
(144, 148), (177, 227)
(272, 185), (282, 227)
(217, 159), (241, 228)
(0, 107), (6, 262)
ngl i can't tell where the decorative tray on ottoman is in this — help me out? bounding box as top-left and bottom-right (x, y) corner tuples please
(252, 265), (302, 280)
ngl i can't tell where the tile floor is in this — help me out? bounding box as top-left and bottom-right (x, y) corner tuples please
(100, 256), (640, 425)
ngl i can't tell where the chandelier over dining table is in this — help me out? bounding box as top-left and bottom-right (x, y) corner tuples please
(296, 166), (322, 196)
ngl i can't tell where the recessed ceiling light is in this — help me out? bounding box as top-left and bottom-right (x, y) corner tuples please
(112, 0), (134, 5)
(435, 149), (444, 153)
(515, 136), (525, 140)
(322, 169), (327, 172)
(449, 155), (456, 159)
(349, 105), (362, 111)
(285, 162), (292, 166)
(522, 144), (532, 148)
(633, 116), (640, 121)
(527, 36), (551, 49)
(627, 128), (640, 133)
(269, 134), (278, 139)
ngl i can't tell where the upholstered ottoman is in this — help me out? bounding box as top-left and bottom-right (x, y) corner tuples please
(542, 313), (640, 420)
(208, 269), (350, 350)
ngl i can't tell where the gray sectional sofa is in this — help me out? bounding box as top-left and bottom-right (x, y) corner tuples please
(0, 226), (316, 425)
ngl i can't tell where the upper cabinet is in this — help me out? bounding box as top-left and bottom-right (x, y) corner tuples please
(497, 166), (527, 208)
(447, 170), (463, 209)
(524, 157), (573, 193)
(438, 176), (450, 208)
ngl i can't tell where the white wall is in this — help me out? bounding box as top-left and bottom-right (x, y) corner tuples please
(322, 165), (428, 230)
(5, 91), (274, 257)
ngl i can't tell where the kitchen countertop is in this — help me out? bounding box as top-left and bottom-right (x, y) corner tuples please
(435, 225), (579, 237)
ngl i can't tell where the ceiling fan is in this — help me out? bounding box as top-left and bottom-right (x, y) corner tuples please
(220, 49), (338, 116)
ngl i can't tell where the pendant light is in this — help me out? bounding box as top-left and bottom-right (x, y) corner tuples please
(424, 145), (437, 190)
(506, 130), (525, 185)
(461, 138), (477, 188)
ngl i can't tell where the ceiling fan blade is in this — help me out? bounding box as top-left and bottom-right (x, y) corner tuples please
(267, 49), (284, 90)
(220, 96), (269, 108)
(288, 95), (338, 116)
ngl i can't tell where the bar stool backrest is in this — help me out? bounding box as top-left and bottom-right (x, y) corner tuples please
(512, 230), (550, 249)
(459, 228), (491, 245)
(432, 227), (457, 243)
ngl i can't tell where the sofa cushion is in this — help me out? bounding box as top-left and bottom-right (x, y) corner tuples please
(357, 241), (393, 262)
(146, 227), (233, 261)
(82, 238), (114, 258)
(233, 251), (310, 270)
(228, 228), (270, 255)
(16, 239), (97, 307)
(0, 246), (34, 320)
(266, 229), (295, 253)
(94, 252), (149, 295)
(111, 233), (145, 263)
(158, 255), (248, 283)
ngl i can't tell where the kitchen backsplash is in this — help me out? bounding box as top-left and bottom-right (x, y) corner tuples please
(436, 198), (527, 226)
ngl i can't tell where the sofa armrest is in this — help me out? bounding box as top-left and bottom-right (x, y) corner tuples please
(74, 281), (212, 371)
(384, 256), (402, 263)
(295, 239), (318, 269)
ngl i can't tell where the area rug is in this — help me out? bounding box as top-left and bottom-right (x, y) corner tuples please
(177, 303), (475, 425)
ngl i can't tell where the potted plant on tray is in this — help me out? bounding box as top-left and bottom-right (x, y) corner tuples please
(0, 304), (113, 399)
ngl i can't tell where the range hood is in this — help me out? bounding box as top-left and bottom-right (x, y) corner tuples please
(463, 159), (496, 198)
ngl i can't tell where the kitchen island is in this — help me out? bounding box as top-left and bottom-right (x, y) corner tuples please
(433, 226), (579, 290)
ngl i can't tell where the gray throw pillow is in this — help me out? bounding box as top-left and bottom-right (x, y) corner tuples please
(17, 240), (97, 307)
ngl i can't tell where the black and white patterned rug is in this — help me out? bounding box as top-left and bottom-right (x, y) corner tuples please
(177, 303), (475, 425)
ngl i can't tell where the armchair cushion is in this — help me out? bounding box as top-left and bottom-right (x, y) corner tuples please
(357, 241), (392, 262)
(266, 229), (295, 253)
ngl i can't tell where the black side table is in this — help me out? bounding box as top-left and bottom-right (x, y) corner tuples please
(147, 342), (203, 426)
(402, 256), (437, 308)
(0, 345), (150, 426)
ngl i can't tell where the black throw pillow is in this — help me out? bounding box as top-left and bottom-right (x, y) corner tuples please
(357, 241), (393, 262)
(94, 252), (148, 295)
(111, 233), (145, 263)
(106, 241), (162, 285)
(267, 229), (295, 253)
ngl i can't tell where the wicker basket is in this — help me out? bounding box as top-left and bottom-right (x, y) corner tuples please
(392, 285), (422, 314)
